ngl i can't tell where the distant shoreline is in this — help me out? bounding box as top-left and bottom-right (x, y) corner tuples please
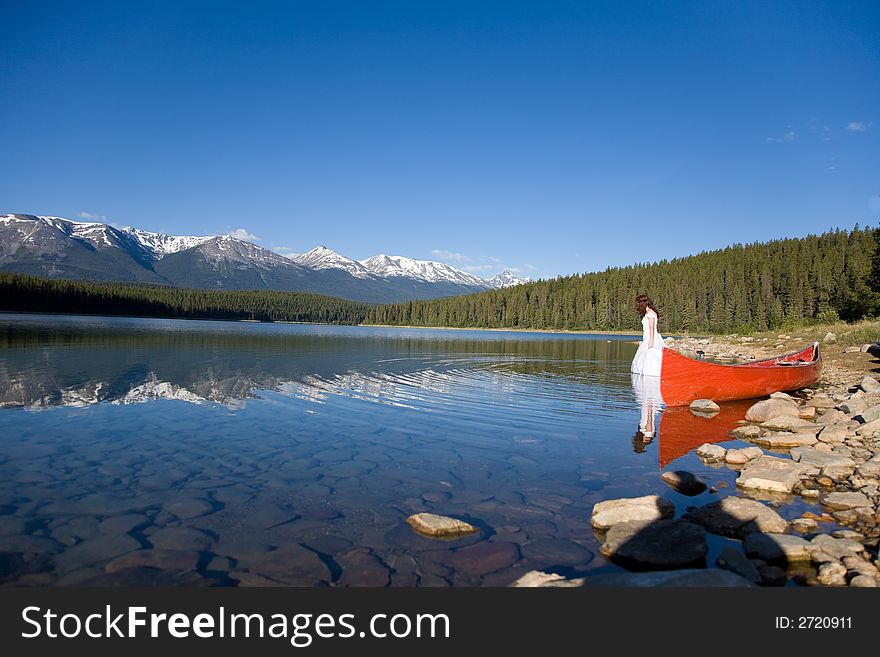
(359, 323), (641, 337)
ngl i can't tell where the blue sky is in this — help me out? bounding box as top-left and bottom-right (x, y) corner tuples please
(1, 1), (878, 279)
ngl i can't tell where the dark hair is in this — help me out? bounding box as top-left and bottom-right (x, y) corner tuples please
(635, 294), (659, 319)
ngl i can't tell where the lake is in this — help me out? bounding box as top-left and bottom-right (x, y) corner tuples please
(0, 313), (812, 586)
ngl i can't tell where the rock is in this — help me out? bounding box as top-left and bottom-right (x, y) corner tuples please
(600, 519), (707, 569)
(857, 404), (880, 424)
(823, 332), (836, 343)
(842, 399), (870, 416)
(520, 539), (594, 567)
(147, 527), (213, 551)
(809, 534), (865, 560)
(104, 549), (200, 574)
(862, 343), (875, 352)
(690, 399), (720, 413)
(590, 495), (675, 531)
(844, 346), (862, 353)
(695, 443), (727, 462)
(758, 565), (787, 586)
(511, 571), (571, 587)
(857, 456), (880, 478)
(821, 492), (872, 511)
(586, 569), (754, 587)
(336, 549), (390, 587)
(445, 542), (520, 576)
(789, 447), (856, 478)
(760, 416), (818, 432)
(770, 391), (793, 400)
(800, 489), (821, 500)
(750, 432), (817, 449)
(809, 395), (837, 409)
(832, 529), (865, 540)
(736, 455), (811, 493)
(715, 545), (762, 583)
(724, 447), (764, 465)
(406, 513), (477, 538)
(743, 533), (813, 563)
(817, 424), (849, 443)
(849, 575), (878, 587)
(799, 406), (817, 420)
(817, 561), (847, 586)
(856, 418), (880, 436)
(660, 470), (707, 495)
(746, 398), (800, 422)
(683, 497), (788, 538)
(842, 555), (877, 577)
(816, 409), (846, 424)
(792, 518), (818, 533)
(860, 376), (880, 394)
(731, 425), (763, 439)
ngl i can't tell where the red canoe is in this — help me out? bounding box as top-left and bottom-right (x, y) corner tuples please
(660, 341), (822, 407)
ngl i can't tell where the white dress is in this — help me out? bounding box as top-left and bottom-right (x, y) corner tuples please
(630, 310), (665, 376)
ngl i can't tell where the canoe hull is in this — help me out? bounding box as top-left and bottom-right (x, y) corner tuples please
(660, 341), (822, 407)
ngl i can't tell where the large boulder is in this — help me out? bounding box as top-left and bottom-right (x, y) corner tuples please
(789, 447), (856, 478)
(683, 496), (788, 538)
(745, 398), (800, 422)
(736, 455), (811, 493)
(600, 519), (707, 569)
(590, 495), (674, 531)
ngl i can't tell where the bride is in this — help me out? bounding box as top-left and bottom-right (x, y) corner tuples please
(631, 293), (665, 376)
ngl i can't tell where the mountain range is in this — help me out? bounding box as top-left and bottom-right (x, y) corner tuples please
(0, 214), (528, 303)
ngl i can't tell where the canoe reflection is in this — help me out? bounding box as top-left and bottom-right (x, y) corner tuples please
(655, 400), (754, 468)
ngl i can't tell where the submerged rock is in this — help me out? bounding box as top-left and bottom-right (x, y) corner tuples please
(587, 568), (752, 587)
(683, 496), (788, 538)
(445, 542), (520, 576)
(660, 470), (707, 495)
(590, 495), (675, 531)
(406, 513), (477, 538)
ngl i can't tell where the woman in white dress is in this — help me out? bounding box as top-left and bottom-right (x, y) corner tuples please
(630, 294), (665, 443)
(630, 294), (665, 376)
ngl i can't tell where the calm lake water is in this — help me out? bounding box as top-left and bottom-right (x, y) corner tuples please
(0, 313), (817, 586)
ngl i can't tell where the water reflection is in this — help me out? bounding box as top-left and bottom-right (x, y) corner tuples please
(0, 315), (638, 412)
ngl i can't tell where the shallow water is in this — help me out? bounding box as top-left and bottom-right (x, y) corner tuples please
(0, 313), (820, 586)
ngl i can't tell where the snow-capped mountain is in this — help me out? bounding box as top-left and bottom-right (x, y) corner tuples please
(485, 269), (530, 288)
(359, 254), (488, 287)
(0, 214), (530, 302)
(290, 245), (373, 279)
(121, 226), (213, 257)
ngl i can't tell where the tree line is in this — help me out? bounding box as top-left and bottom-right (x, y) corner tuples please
(366, 226), (879, 334)
(0, 273), (370, 324)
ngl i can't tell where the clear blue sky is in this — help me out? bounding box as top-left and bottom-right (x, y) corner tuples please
(1, 1), (878, 279)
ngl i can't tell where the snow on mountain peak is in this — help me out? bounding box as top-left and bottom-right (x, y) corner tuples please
(359, 254), (490, 287)
(121, 226), (213, 258)
(292, 245), (373, 279)
(486, 269), (530, 288)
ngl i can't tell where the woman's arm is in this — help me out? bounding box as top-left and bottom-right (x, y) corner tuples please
(647, 314), (655, 349)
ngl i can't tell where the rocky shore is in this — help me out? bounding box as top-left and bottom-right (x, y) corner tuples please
(516, 332), (880, 587)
